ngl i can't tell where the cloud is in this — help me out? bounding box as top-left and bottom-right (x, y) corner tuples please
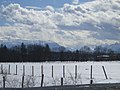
(1, 4), (57, 28)
(72, 0), (79, 5)
(0, 0), (120, 49)
(45, 6), (55, 12)
(25, 6), (42, 10)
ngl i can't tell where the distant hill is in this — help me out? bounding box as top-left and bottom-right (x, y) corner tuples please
(0, 39), (65, 52)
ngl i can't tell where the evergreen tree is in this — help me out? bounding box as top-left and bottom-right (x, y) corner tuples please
(21, 43), (27, 61)
(45, 44), (51, 61)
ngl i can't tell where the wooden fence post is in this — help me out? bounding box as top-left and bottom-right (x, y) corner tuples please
(52, 65), (53, 78)
(32, 66), (34, 76)
(75, 65), (77, 79)
(22, 65), (25, 88)
(102, 66), (108, 79)
(22, 75), (24, 88)
(8, 64), (10, 74)
(90, 65), (93, 84)
(23, 65), (25, 76)
(15, 65), (17, 75)
(41, 74), (44, 87)
(3, 76), (5, 88)
(63, 65), (65, 78)
(61, 77), (63, 86)
(41, 65), (43, 75)
(1, 64), (3, 74)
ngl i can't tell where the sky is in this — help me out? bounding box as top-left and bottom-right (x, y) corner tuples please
(0, 0), (91, 9)
(0, 0), (120, 49)
(0, 0), (71, 8)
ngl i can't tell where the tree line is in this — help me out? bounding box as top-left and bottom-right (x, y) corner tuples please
(0, 43), (120, 62)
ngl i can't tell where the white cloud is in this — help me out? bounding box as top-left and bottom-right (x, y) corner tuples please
(25, 6), (42, 10)
(72, 0), (79, 5)
(1, 3), (57, 28)
(0, 0), (120, 49)
(45, 6), (55, 12)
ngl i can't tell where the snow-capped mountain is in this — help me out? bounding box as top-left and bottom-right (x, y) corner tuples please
(0, 39), (65, 52)
(106, 43), (120, 53)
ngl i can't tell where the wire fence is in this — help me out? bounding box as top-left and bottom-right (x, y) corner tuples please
(0, 63), (120, 88)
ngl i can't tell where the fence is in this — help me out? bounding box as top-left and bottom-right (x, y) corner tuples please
(0, 63), (111, 88)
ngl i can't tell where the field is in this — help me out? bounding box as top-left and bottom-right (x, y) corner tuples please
(0, 61), (120, 88)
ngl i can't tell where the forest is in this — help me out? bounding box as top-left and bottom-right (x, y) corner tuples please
(0, 43), (120, 62)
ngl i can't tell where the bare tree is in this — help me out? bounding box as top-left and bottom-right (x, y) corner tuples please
(24, 76), (36, 88)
